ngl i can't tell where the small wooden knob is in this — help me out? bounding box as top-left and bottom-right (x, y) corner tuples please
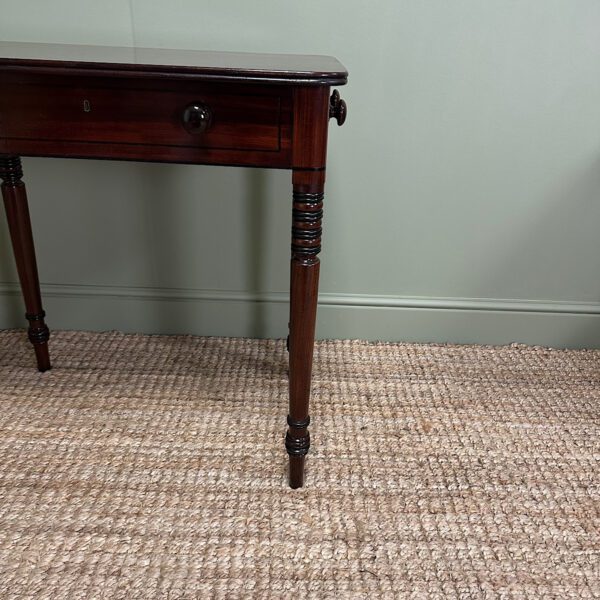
(182, 102), (212, 134)
(329, 90), (347, 126)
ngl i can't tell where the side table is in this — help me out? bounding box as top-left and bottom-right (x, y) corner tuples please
(0, 42), (347, 488)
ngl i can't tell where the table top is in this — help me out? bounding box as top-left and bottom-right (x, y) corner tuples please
(0, 41), (348, 86)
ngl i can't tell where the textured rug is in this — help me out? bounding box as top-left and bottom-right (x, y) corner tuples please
(0, 329), (598, 599)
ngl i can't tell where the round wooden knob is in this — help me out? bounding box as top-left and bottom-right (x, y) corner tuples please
(329, 90), (347, 126)
(182, 102), (212, 134)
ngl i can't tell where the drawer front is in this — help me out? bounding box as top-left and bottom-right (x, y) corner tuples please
(0, 81), (282, 153)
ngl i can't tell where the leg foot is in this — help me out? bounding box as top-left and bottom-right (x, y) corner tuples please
(27, 311), (51, 372)
(288, 456), (306, 489)
(286, 414), (310, 488)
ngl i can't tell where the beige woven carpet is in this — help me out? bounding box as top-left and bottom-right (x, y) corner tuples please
(0, 329), (598, 599)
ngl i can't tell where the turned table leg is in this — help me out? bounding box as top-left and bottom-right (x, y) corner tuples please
(286, 172), (323, 488)
(0, 156), (51, 372)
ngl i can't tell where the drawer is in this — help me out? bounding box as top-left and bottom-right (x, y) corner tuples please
(0, 81), (282, 152)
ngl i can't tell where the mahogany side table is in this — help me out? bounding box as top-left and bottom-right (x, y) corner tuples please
(0, 42), (347, 488)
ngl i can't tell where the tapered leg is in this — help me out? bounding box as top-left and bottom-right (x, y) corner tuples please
(0, 156), (51, 372)
(286, 172), (323, 488)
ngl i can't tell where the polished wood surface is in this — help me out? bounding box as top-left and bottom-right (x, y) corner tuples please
(0, 42), (348, 85)
(0, 71), (293, 168)
(0, 43), (348, 488)
(0, 72), (292, 167)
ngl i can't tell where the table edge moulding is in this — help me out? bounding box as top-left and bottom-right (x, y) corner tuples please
(0, 41), (348, 489)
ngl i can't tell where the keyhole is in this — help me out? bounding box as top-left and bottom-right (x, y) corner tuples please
(83, 99), (91, 113)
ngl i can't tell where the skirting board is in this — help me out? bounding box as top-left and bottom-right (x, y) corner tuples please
(1, 283), (600, 349)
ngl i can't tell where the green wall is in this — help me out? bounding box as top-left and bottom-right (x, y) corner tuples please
(1, 1), (600, 347)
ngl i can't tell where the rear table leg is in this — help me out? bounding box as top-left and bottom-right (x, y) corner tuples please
(0, 155), (51, 372)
